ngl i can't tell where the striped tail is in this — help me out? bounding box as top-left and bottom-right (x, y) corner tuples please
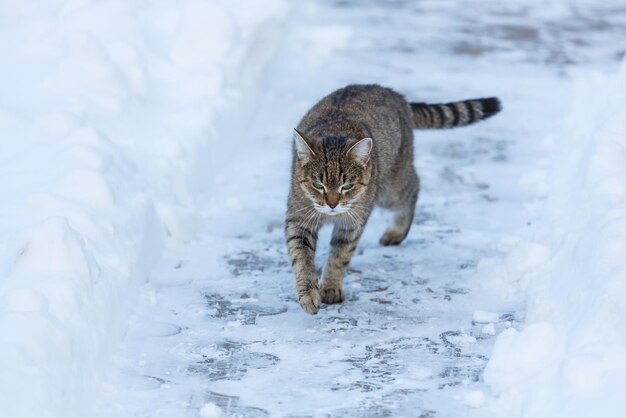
(410, 97), (501, 129)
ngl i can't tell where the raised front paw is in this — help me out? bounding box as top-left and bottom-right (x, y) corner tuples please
(320, 285), (345, 304)
(298, 287), (321, 315)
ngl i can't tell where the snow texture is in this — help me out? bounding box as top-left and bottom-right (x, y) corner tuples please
(464, 390), (486, 408)
(483, 59), (626, 418)
(0, 1), (287, 418)
(199, 402), (222, 418)
(473, 311), (500, 324)
(2, 0), (626, 417)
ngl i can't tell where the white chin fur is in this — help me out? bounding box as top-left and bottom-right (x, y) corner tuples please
(315, 206), (350, 215)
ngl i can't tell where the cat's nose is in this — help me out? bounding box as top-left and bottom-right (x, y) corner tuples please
(326, 193), (339, 209)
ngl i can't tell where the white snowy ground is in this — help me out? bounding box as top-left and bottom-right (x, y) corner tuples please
(0, 1), (287, 417)
(2, 1), (626, 417)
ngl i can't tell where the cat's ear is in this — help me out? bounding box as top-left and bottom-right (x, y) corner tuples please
(347, 137), (373, 165)
(294, 128), (317, 162)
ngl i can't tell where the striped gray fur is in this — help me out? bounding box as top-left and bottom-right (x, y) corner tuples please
(410, 97), (501, 129)
(286, 84), (501, 314)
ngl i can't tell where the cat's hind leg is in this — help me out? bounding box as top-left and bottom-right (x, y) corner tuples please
(379, 169), (419, 246)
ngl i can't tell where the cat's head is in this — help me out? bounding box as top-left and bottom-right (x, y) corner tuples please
(293, 129), (372, 216)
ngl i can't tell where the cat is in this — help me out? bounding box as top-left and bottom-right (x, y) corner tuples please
(285, 84), (501, 314)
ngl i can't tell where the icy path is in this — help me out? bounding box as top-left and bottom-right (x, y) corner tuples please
(98, 2), (625, 417)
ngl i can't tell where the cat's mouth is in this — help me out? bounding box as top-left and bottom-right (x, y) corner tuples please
(314, 204), (351, 215)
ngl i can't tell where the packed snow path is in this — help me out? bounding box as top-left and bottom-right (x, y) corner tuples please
(99, 1), (626, 417)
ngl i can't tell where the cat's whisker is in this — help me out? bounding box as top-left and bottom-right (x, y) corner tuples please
(314, 211), (322, 234)
(345, 212), (354, 229)
(346, 210), (358, 230)
(354, 212), (363, 228)
(341, 212), (350, 229)
(349, 209), (364, 228)
(350, 205), (367, 221)
(310, 209), (321, 231)
(303, 208), (318, 231)
(293, 205), (314, 214)
(299, 208), (317, 238)
(347, 213), (356, 230)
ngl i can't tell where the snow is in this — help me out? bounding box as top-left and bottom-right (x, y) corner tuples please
(478, 242), (551, 304)
(3, 0), (626, 417)
(199, 402), (221, 418)
(0, 1), (287, 418)
(482, 323), (497, 336)
(464, 390), (486, 408)
(473, 310), (500, 324)
(4, 287), (49, 314)
(483, 60), (626, 418)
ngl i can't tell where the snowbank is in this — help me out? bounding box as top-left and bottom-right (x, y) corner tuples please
(483, 60), (626, 417)
(0, 1), (287, 417)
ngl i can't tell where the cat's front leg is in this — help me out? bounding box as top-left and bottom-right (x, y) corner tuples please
(285, 219), (321, 314)
(321, 221), (366, 304)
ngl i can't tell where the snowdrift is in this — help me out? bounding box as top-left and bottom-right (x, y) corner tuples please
(0, 1), (287, 417)
(484, 60), (626, 417)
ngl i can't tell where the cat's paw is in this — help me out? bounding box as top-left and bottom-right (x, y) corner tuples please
(320, 285), (345, 304)
(298, 288), (321, 315)
(379, 228), (405, 246)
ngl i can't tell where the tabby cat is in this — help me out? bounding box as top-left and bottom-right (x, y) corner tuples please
(285, 84), (501, 314)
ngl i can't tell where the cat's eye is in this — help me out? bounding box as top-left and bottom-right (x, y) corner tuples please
(341, 183), (354, 191)
(312, 182), (325, 190)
